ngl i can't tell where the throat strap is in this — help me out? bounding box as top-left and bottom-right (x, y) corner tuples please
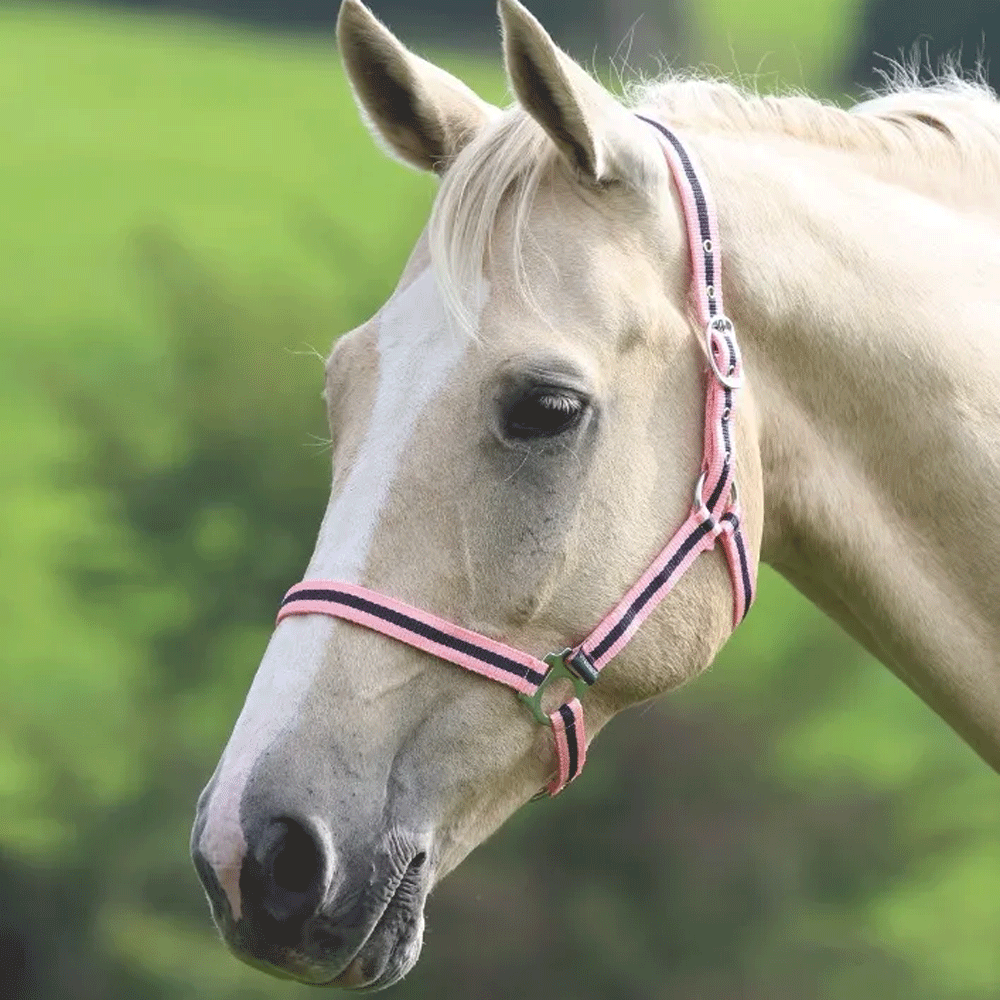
(276, 116), (756, 797)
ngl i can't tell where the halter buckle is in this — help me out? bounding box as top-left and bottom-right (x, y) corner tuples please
(705, 315), (743, 390)
(518, 648), (597, 726)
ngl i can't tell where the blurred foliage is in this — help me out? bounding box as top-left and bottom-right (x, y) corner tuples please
(55, 0), (612, 52)
(693, 0), (864, 91)
(3, 4), (1000, 999)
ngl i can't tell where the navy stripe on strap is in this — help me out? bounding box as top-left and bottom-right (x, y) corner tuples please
(588, 519), (714, 662)
(283, 587), (547, 687)
(636, 115), (717, 314)
(558, 703), (580, 781)
(721, 512), (754, 622)
(707, 384), (734, 512)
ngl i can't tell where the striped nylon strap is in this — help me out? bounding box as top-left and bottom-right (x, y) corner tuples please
(277, 117), (756, 797)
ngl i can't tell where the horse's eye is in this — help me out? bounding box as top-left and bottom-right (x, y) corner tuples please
(503, 389), (585, 440)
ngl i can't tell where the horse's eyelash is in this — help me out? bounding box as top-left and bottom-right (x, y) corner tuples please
(536, 392), (582, 413)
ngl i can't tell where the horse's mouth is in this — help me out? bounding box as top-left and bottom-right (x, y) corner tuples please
(324, 863), (427, 991)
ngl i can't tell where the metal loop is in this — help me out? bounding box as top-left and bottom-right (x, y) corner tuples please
(518, 649), (592, 727)
(696, 470), (739, 526)
(705, 316), (743, 389)
(694, 470), (707, 510)
(694, 471), (717, 527)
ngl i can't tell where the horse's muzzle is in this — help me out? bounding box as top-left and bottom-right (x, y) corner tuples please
(191, 806), (431, 989)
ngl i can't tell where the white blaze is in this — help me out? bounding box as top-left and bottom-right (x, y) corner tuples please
(306, 267), (469, 579)
(199, 268), (471, 916)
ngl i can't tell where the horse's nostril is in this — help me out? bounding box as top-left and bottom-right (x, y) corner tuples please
(269, 819), (322, 895)
(242, 817), (327, 932)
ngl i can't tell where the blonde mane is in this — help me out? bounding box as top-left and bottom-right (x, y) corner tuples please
(429, 67), (1000, 330)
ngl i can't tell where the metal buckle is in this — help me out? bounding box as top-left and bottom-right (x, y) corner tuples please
(518, 648), (596, 726)
(705, 316), (743, 390)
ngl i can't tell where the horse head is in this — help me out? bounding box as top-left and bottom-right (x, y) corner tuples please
(192, 0), (763, 987)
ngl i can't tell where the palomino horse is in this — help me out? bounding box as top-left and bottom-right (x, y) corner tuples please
(192, 0), (1000, 988)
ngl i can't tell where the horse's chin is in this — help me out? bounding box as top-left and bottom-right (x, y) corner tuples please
(241, 890), (426, 991)
(324, 900), (426, 992)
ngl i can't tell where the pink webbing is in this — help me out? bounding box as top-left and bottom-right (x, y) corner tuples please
(550, 699), (585, 795)
(662, 145), (722, 327)
(581, 509), (719, 670)
(279, 581), (548, 697)
(277, 580), (582, 796)
(719, 515), (753, 625)
(275, 116), (757, 797)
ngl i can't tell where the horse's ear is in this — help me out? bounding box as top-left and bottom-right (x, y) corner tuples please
(499, 0), (660, 186)
(338, 0), (498, 173)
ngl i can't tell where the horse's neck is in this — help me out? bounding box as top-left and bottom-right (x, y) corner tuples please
(710, 133), (1000, 769)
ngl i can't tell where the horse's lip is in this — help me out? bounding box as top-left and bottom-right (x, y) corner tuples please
(321, 860), (428, 990)
(326, 937), (417, 992)
(229, 884), (424, 990)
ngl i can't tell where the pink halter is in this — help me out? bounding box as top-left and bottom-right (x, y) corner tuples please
(277, 117), (756, 796)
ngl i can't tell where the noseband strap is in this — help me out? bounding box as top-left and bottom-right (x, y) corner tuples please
(277, 116), (756, 797)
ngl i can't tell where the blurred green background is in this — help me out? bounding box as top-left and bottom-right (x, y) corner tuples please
(4, 1), (1000, 997)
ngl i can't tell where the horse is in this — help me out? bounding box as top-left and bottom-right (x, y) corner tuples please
(191, 0), (1000, 988)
